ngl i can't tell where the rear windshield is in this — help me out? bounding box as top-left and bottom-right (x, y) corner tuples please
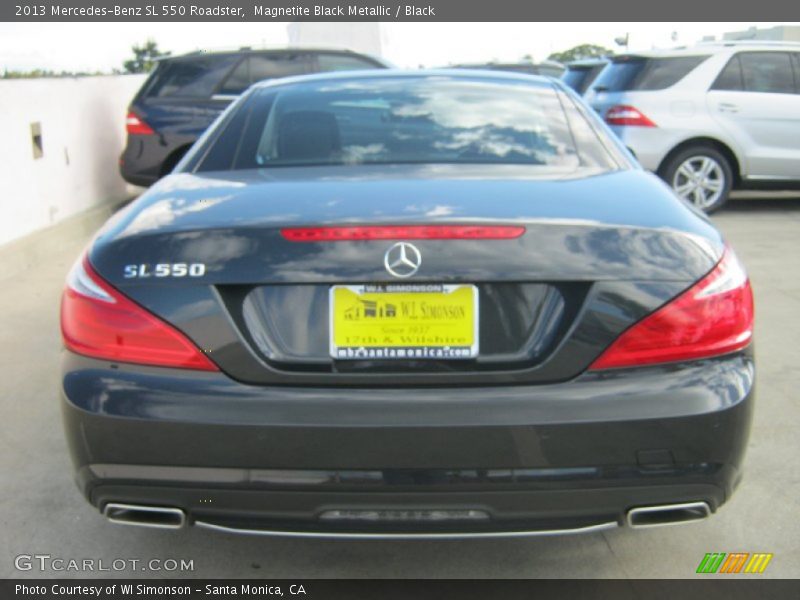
(195, 77), (618, 172)
(142, 55), (240, 98)
(592, 55), (709, 92)
(562, 64), (606, 94)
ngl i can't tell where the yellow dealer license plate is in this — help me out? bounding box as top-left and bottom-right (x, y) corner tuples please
(330, 284), (479, 360)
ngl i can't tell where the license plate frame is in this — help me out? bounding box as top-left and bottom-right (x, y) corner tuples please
(329, 284), (479, 360)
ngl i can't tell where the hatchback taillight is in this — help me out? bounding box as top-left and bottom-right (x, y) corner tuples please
(60, 256), (218, 371)
(590, 247), (753, 370)
(605, 105), (656, 127)
(126, 111), (155, 135)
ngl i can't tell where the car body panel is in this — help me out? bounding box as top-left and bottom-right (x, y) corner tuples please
(607, 124), (746, 173)
(64, 70), (754, 535)
(707, 88), (800, 179)
(63, 351), (754, 533)
(89, 165), (722, 386)
(93, 167), (722, 286)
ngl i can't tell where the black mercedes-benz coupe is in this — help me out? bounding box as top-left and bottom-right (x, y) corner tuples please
(60, 71), (754, 538)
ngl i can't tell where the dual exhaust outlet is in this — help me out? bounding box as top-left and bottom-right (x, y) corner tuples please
(104, 503), (185, 529)
(103, 500), (711, 534)
(625, 501), (711, 529)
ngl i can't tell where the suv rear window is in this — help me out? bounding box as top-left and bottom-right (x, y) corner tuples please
(143, 55), (240, 98)
(592, 55), (708, 92)
(218, 54), (313, 95)
(195, 77), (619, 173)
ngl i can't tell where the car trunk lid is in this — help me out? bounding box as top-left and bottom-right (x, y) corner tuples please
(88, 165), (722, 386)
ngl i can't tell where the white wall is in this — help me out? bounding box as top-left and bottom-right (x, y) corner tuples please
(0, 74), (147, 246)
(287, 23), (383, 57)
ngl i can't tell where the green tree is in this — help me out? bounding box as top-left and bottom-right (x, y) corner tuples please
(2, 68), (105, 79)
(548, 44), (614, 63)
(123, 39), (168, 74)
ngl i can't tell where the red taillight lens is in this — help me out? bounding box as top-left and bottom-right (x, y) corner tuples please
(60, 256), (218, 371)
(590, 247), (753, 370)
(281, 225), (526, 242)
(605, 105), (657, 127)
(126, 111), (155, 135)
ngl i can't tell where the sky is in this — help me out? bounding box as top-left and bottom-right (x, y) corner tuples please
(0, 22), (795, 73)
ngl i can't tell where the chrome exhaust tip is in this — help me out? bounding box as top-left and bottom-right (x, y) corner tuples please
(627, 501), (711, 529)
(103, 503), (186, 530)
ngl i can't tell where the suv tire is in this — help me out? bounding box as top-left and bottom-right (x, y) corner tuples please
(660, 145), (733, 214)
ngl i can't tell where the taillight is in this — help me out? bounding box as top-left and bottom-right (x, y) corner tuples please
(605, 105), (656, 127)
(126, 111), (155, 135)
(60, 255), (218, 371)
(590, 247), (753, 370)
(281, 225), (526, 242)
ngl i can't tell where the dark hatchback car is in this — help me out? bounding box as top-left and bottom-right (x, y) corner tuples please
(120, 48), (388, 187)
(561, 58), (609, 95)
(62, 71), (754, 538)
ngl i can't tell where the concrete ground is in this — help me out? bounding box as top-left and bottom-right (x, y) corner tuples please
(1, 193), (798, 579)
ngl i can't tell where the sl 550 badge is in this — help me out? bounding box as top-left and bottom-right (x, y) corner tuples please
(124, 263), (206, 278)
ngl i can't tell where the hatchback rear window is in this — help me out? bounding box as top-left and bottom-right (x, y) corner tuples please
(196, 77), (617, 172)
(562, 64), (607, 94)
(143, 55), (240, 98)
(592, 55), (708, 92)
(562, 67), (592, 92)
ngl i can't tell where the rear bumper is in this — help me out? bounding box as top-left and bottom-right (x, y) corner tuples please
(608, 126), (690, 173)
(119, 132), (194, 187)
(61, 351), (755, 536)
(119, 134), (169, 186)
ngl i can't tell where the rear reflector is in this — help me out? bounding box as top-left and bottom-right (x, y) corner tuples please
(281, 225), (526, 242)
(605, 105), (657, 127)
(126, 111), (155, 135)
(319, 509), (490, 522)
(60, 256), (218, 371)
(590, 247), (753, 370)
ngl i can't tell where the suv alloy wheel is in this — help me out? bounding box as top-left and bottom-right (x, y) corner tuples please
(660, 145), (733, 213)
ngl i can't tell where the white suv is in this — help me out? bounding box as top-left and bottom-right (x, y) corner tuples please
(584, 42), (800, 212)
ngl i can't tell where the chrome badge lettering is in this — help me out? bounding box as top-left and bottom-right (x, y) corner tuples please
(123, 263), (206, 278)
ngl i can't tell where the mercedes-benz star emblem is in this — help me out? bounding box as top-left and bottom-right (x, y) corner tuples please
(384, 242), (422, 278)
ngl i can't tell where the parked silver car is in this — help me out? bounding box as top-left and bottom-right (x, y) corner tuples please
(585, 42), (800, 212)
